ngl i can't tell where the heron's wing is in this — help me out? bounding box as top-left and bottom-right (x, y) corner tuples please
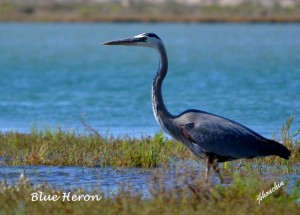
(182, 117), (275, 159)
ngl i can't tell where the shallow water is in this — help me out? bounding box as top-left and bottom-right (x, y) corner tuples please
(0, 165), (151, 196)
(0, 164), (299, 199)
(0, 23), (300, 137)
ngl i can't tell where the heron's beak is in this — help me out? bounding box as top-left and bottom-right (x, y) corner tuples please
(102, 36), (146, 46)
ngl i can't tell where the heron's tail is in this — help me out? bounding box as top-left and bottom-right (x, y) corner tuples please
(267, 139), (291, 160)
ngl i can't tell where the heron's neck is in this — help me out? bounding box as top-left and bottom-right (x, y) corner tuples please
(152, 44), (174, 134)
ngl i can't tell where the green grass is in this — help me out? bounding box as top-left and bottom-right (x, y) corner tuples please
(0, 116), (299, 173)
(0, 170), (299, 215)
(0, 129), (190, 168)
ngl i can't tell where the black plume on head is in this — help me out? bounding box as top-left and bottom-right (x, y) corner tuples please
(143, 33), (161, 40)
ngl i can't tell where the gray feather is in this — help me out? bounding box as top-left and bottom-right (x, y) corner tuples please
(180, 110), (290, 160)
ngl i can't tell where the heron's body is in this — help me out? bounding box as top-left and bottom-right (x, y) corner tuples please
(160, 109), (289, 161)
(103, 33), (291, 182)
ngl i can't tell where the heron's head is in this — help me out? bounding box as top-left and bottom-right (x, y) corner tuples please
(103, 33), (162, 50)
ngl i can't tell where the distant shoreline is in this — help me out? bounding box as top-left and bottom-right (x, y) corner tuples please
(1, 1), (300, 23)
(1, 16), (300, 23)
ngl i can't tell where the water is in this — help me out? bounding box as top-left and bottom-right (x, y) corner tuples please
(0, 165), (298, 199)
(0, 165), (152, 197)
(0, 23), (300, 137)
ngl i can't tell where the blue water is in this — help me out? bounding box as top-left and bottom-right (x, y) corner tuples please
(0, 165), (151, 196)
(0, 23), (300, 137)
(0, 165), (298, 199)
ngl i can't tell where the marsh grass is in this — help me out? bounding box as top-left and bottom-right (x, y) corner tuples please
(0, 129), (190, 168)
(0, 168), (299, 215)
(0, 116), (299, 174)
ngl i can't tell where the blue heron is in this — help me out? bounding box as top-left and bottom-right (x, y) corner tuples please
(103, 33), (291, 182)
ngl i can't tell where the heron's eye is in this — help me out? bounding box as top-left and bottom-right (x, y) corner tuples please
(186, 122), (194, 129)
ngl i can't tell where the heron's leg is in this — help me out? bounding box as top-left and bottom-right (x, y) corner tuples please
(205, 158), (212, 183)
(212, 159), (223, 183)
